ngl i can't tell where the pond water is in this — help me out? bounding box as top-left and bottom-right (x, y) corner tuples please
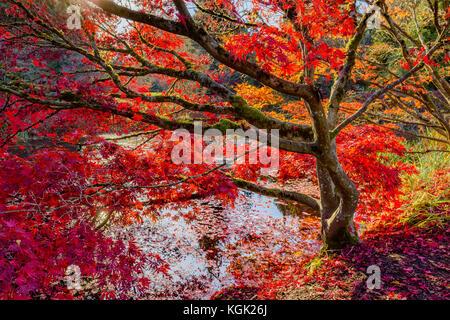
(108, 192), (320, 299)
(101, 133), (321, 299)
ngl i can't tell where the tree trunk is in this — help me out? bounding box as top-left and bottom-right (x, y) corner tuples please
(317, 147), (361, 250)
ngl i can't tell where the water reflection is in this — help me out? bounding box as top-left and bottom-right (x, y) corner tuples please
(110, 191), (321, 299)
(97, 133), (321, 299)
(274, 199), (320, 218)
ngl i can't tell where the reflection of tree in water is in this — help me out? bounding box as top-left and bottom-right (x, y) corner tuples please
(194, 192), (320, 280)
(275, 199), (320, 218)
(241, 189), (320, 218)
(196, 200), (229, 277)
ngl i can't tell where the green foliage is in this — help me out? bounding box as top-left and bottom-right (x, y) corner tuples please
(391, 133), (450, 229)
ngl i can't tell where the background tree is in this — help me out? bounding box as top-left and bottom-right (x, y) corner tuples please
(354, 0), (449, 146)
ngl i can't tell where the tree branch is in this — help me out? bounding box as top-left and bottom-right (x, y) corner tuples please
(227, 175), (321, 213)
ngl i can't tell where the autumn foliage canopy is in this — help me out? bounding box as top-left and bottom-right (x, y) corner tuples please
(0, 0), (448, 299)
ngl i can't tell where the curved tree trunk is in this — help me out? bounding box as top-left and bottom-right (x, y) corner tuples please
(316, 147), (360, 250)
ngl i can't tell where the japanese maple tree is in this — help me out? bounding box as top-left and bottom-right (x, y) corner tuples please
(0, 0), (447, 268)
